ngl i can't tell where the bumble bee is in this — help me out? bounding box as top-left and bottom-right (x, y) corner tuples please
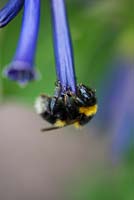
(35, 82), (97, 131)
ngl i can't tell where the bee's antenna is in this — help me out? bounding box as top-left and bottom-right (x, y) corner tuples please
(41, 126), (62, 132)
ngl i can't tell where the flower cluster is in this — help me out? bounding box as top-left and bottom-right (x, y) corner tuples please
(0, 0), (77, 90)
(1, 0), (97, 129)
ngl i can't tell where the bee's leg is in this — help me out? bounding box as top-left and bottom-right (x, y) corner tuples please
(49, 96), (58, 114)
(50, 80), (62, 113)
(41, 126), (61, 132)
(65, 87), (84, 106)
(75, 96), (85, 106)
(63, 93), (78, 121)
(62, 93), (67, 105)
(54, 80), (62, 97)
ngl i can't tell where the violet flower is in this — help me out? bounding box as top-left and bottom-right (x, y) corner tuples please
(101, 58), (133, 162)
(0, 0), (24, 28)
(51, 0), (76, 93)
(2, 0), (40, 86)
(111, 60), (133, 162)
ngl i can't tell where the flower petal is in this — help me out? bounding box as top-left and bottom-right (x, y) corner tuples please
(0, 0), (24, 28)
(3, 0), (40, 86)
(3, 61), (38, 86)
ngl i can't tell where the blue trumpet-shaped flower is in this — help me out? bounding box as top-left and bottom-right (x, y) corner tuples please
(51, 0), (76, 93)
(0, 0), (24, 28)
(2, 0), (40, 86)
(100, 57), (133, 162)
(111, 60), (133, 162)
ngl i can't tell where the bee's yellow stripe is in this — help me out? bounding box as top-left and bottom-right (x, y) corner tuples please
(54, 120), (66, 127)
(73, 121), (81, 128)
(79, 104), (98, 116)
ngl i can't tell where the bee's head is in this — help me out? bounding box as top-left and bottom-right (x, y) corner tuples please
(77, 84), (97, 106)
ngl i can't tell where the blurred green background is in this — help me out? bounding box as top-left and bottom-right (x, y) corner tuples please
(0, 0), (133, 199)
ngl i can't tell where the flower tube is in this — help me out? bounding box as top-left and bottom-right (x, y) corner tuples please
(0, 0), (24, 28)
(51, 0), (76, 93)
(110, 61), (133, 162)
(100, 58), (133, 162)
(3, 0), (40, 86)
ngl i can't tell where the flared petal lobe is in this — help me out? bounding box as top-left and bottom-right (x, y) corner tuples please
(0, 0), (24, 28)
(3, 0), (40, 86)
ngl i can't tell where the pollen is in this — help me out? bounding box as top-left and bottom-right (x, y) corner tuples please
(79, 104), (98, 116)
